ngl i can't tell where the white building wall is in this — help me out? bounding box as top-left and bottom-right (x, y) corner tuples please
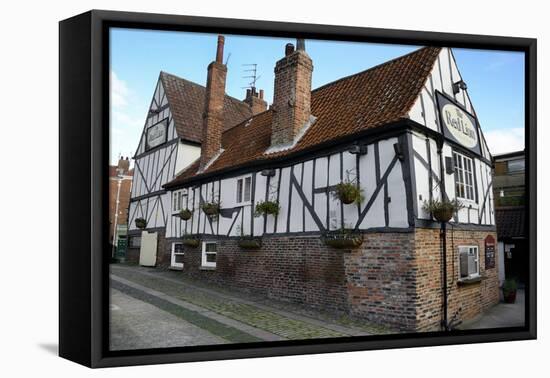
(129, 78), (202, 233)
(167, 135), (410, 237)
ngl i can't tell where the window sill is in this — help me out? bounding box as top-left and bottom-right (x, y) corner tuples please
(200, 266), (216, 271)
(457, 276), (483, 286)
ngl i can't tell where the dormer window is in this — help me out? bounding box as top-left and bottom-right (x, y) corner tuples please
(236, 176), (252, 205)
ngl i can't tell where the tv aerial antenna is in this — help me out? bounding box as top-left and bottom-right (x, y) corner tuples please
(242, 63), (261, 91)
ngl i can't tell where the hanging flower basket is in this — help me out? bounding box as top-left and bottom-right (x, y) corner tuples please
(201, 202), (220, 216)
(422, 199), (464, 223)
(322, 230), (363, 249)
(238, 237), (262, 249)
(332, 182), (364, 205)
(178, 208), (193, 221)
(254, 200), (280, 217)
(135, 217), (147, 229)
(182, 237), (200, 248)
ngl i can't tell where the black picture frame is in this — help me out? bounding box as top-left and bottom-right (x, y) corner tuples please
(59, 9), (537, 368)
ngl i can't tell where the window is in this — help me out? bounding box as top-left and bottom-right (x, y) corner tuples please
(507, 158), (525, 174)
(458, 246), (479, 280)
(201, 241), (217, 268)
(172, 189), (188, 213)
(236, 176), (252, 204)
(171, 242), (185, 269)
(129, 235), (141, 248)
(453, 151), (475, 201)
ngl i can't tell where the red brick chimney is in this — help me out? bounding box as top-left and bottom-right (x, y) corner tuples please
(117, 156), (130, 175)
(271, 39), (313, 147)
(199, 35), (227, 171)
(243, 87), (267, 114)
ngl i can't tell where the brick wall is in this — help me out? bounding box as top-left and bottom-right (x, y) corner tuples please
(164, 227), (499, 332)
(175, 236), (349, 314)
(343, 232), (417, 330)
(414, 227), (499, 331)
(271, 47), (313, 146)
(199, 54), (227, 170)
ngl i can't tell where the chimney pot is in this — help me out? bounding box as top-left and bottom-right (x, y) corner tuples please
(215, 35), (225, 63)
(246, 88), (252, 98)
(285, 43), (295, 56)
(259, 89), (264, 100)
(296, 38), (306, 51)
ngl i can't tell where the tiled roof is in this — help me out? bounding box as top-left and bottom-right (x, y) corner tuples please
(495, 206), (526, 239)
(165, 46), (441, 188)
(160, 71), (252, 143)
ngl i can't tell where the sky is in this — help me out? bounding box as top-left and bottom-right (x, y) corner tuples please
(110, 28), (525, 165)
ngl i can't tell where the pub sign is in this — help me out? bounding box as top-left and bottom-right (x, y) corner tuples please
(146, 119), (168, 150)
(436, 91), (481, 155)
(484, 235), (496, 269)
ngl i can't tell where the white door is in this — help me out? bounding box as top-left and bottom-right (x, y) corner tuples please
(139, 231), (158, 267)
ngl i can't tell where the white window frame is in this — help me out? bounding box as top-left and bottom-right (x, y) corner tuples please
(458, 245), (480, 280)
(235, 175), (252, 205)
(170, 242), (185, 269)
(201, 241), (217, 268)
(172, 189), (188, 213)
(453, 151), (475, 201)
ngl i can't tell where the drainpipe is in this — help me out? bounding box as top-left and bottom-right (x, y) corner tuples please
(441, 221), (448, 331)
(437, 137), (449, 331)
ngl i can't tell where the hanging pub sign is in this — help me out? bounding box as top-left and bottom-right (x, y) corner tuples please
(146, 118), (168, 150)
(484, 234), (496, 269)
(436, 91), (481, 155)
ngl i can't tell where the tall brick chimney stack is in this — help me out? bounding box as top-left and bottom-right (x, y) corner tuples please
(271, 38), (313, 147)
(243, 87), (267, 114)
(199, 35), (228, 171)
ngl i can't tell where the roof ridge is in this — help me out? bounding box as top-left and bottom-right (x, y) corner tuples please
(311, 46), (440, 95)
(160, 70), (249, 106)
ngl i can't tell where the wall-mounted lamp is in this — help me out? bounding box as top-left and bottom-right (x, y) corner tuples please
(349, 144), (368, 155)
(452, 80), (468, 94)
(261, 169), (276, 177)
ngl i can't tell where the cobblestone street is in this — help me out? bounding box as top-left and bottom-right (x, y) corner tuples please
(110, 264), (390, 351)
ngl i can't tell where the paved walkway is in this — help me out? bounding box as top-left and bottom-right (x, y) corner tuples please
(459, 289), (525, 330)
(110, 288), (226, 350)
(110, 264), (388, 350)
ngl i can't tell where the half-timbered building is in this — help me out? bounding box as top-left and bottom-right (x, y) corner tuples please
(129, 35), (499, 332)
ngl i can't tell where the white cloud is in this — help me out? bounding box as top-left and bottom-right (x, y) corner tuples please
(484, 127), (524, 155)
(112, 110), (143, 129)
(111, 71), (130, 108)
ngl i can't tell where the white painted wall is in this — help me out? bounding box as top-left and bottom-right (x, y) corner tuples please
(166, 136), (410, 238)
(407, 48), (492, 161)
(174, 142), (201, 176)
(129, 78), (200, 233)
(408, 47), (495, 226)
(411, 131), (495, 225)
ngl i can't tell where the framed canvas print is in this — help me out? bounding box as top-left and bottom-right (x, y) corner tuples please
(59, 10), (537, 368)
